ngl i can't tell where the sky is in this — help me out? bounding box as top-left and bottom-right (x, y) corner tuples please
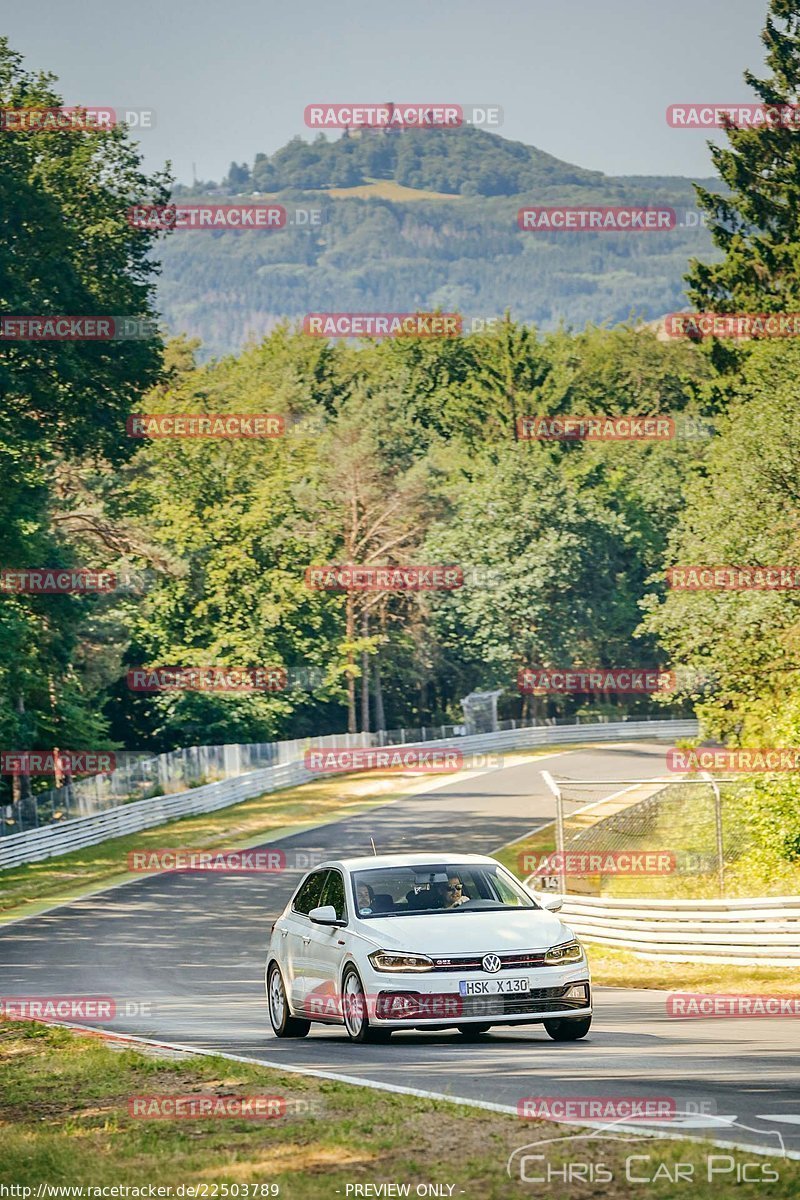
(5, 0), (767, 184)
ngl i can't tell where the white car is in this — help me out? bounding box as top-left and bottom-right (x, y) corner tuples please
(265, 852), (591, 1043)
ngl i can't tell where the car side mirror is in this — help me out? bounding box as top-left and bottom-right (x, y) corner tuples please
(540, 894), (563, 912)
(309, 904), (346, 927)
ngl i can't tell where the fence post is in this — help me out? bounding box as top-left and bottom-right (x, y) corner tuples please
(701, 770), (725, 898)
(223, 743), (241, 779)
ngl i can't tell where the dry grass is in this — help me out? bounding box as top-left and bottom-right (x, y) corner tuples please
(2, 1019), (796, 1198)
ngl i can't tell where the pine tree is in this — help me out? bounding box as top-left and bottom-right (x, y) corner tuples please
(686, 0), (800, 312)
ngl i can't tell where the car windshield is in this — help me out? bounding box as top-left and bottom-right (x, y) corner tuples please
(351, 863), (537, 918)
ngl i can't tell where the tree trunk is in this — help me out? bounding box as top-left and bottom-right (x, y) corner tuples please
(360, 607), (370, 733)
(346, 594), (356, 734)
(15, 694), (36, 828)
(373, 651), (386, 732)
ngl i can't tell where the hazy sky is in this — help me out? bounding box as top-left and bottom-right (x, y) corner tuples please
(6, 0), (767, 183)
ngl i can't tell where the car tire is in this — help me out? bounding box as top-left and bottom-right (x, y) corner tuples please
(267, 962), (311, 1038)
(457, 1024), (491, 1039)
(341, 965), (391, 1043)
(544, 1015), (592, 1041)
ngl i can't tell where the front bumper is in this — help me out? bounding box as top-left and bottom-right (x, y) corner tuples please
(361, 961), (591, 1028)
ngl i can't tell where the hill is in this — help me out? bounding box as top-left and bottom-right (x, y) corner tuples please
(158, 127), (720, 358)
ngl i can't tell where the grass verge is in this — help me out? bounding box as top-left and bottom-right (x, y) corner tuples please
(1, 1019), (796, 1197)
(580, 941), (800, 995)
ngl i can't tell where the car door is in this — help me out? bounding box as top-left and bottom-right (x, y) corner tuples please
(302, 868), (348, 1018)
(281, 868), (330, 1010)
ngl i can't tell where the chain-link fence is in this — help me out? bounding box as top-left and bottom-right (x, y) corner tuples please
(539, 773), (796, 899)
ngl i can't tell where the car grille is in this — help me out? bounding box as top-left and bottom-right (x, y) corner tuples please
(428, 950), (548, 972)
(375, 983), (590, 1022)
(458, 985), (589, 1019)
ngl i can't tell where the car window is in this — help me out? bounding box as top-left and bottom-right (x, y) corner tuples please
(320, 869), (346, 920)
(493, 870), (527, 905)
(351, 863), (537, 917)
(292, 869), (329, 916)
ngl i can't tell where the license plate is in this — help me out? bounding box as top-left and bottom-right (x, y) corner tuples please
(459, 977), (529, 996)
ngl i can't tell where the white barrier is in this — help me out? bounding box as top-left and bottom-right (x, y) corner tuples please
(557, 893), (800, 966)
(0, 717), (696, 870)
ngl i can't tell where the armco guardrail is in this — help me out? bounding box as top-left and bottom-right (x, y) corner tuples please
(557, 893), (800, 967)
(0, 717), (696, 870)
(0, 757), (331, 871)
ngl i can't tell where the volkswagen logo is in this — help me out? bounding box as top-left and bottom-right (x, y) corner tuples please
(481, 953), (502, 974)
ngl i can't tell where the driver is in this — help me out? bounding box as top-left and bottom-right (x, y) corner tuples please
(444, 874), (470, 907)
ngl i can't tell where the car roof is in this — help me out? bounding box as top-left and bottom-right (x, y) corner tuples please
(314, 853), (500, 872)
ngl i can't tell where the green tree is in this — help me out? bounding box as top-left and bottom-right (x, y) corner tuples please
(0, 38), (169, 813)
(687, 0), (800, 313)
(640, 339), (800, 742)
(424, 444), (661, 719)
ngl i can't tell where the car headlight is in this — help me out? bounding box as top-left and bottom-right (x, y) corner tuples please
(368, 951), (434, 972)
(544, 939), (584, 965)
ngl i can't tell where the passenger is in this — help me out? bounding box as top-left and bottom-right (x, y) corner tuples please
(444, 875), (470, 907)
(357, 882), (375, 912)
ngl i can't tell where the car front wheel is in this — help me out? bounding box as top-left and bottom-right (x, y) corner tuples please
(267, 962), (310, 1038)
(342, 966), (391, 1043)
(544, 1015), (592, 1041)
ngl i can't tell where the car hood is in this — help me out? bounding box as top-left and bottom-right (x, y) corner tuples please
(355, 908), (571, 954)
